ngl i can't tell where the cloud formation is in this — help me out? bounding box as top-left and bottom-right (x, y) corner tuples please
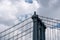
(0, 0), (39, 32)
(37, 0), (60, 19)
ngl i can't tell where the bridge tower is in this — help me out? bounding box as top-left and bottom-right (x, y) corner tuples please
(32, 11), (46, 40)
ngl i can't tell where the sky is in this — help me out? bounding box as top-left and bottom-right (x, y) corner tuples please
(0, 0), (60, 40)
(0, 0), (39, 32)
(37, 0), (60, 19)
(37, 0), (60, 40)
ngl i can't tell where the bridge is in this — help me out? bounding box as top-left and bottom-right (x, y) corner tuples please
(0, 11), (60, 40)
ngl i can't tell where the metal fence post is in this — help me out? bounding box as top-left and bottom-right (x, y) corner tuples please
(32, 11), (46, 40)
(38, 18), (46, 40)
(32, 11), (39, 40)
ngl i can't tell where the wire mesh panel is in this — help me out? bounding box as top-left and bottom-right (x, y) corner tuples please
(39, 16), (60, 40)
(0, 17), (33, 40)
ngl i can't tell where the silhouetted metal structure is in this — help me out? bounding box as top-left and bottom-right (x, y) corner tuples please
(32, 11), (46, 40)
(0, 11), (60, 40)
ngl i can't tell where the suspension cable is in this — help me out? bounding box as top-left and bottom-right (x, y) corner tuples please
(0, 21), (32, 38)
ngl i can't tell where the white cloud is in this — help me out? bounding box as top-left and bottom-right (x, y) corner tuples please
(0, 0), (39, 31)
(0, 24), (9, 32)
(15, 0), (40, 14)
(0, 0), (39, 39)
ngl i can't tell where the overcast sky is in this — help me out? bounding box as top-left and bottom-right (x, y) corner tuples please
(37, 0), (60, 40)
(0, 0), (39, 31)
(37, 0), (60, 19)
(0, 0), (60, 40)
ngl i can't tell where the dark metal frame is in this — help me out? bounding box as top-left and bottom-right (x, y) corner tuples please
(32, 11), (46, 40)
